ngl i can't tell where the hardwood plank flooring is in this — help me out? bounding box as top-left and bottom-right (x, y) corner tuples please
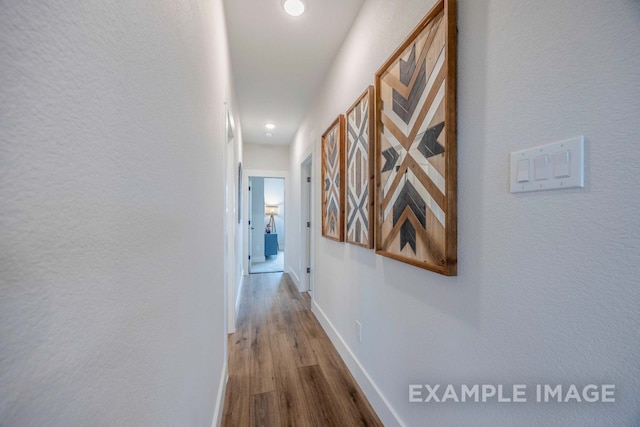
(222, 272), (382, 427)
(251, 391), (281, 427)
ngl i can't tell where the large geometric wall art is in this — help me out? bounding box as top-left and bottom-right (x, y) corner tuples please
(321, 115), (346, 241)
(374, 0), (457, 275)
(345, 86), (375, 248)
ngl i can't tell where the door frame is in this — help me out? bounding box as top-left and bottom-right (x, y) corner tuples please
(224, 104), (238, 334)
(243, 169), (289, 276)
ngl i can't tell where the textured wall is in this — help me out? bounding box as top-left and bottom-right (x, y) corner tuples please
(0, 1), (235, 425)
(288, 0), (640, 425)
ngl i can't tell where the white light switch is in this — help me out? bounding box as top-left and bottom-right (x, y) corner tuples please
(510, 136), (584, 193)
(552, 151), (570, 178)
(533, 155), (550, 181)
(516, 159), (530, 182)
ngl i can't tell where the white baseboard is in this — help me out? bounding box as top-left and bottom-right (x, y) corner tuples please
(285, 265), (299, 286)
(211, 361), (228, 427)
(311, 300), (405, 427)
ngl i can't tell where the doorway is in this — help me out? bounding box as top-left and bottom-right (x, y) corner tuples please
(248, 176), (285, 274)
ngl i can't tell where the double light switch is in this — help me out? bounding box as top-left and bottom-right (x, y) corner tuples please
(510, 136), (584, 193)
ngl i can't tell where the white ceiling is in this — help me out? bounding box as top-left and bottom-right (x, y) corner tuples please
(224, 0), (365, 145)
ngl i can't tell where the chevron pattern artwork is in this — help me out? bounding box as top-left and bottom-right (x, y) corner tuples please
(346, 87), (375, 248)
(374, 0), (457, 275)
(321, 115), (346, 241)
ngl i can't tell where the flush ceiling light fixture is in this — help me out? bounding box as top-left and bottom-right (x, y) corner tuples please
(265, 123), (276, 130)
(282, 0), (305, 17)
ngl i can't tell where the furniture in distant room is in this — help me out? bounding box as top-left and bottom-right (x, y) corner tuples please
(265, 233), (278, 258)
(265, 205), (279, 233)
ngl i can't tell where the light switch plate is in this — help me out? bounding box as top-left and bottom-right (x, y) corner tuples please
(510, 136), (584, 193)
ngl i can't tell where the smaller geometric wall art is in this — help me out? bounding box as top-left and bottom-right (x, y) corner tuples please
(345, 86), (375, 248)
(374, 0), (457, 275)
(321, 115), (346, 241)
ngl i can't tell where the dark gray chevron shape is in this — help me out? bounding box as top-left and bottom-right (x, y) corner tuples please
(417, 121), (445, 159)
(399, 44), (418, 85)
(400, 219), (417, 252)
(392, 44), (427, 125)
(325, 178), (331, 191)
(347, 184), (369, 230)
(393, 180), (426, 228)
(382, 146), (399, 172)
(348, 109), (369, 160)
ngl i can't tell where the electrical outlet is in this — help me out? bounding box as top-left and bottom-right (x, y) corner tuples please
(355, 321), (362, 343)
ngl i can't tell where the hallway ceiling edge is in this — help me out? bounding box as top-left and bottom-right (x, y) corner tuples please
(223, 0), (365, 146)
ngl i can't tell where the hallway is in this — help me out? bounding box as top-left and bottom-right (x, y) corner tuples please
(222, 273), (382, 426)
(2, 1), (639, 425)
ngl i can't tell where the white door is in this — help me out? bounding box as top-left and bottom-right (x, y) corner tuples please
(248, 182), (253, 269)
(249, 177), (266, 271)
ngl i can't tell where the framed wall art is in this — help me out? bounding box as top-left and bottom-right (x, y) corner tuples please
(345, 86), (375, 248)
(374, 0), (457, 275)
(321, 115), (346, 241)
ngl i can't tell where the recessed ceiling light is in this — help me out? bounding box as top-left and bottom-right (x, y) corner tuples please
(265, 123), (276, 130)
(282, 0), (305, 17)
(266, 133), (273, 138)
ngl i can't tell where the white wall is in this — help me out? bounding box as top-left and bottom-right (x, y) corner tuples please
(244, 143), (290, 171)
(289, 0), (640, 426)
(0, 1), (239, 426)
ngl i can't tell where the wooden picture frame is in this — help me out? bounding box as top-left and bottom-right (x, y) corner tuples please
(321, 115), (346, 242)
(374, 0), (457, 275)
(345, 86), (375, 248)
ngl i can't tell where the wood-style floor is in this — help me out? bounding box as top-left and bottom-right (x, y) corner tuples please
(221, 272), (382, 427)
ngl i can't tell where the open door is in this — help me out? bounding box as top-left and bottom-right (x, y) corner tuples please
(248, 182), (253, 270)
(243, 170), (289, 277)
